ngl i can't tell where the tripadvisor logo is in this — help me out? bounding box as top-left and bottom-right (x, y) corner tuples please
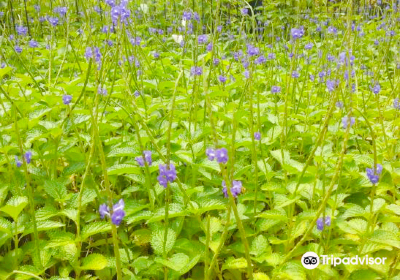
(301, 252), (387, 269)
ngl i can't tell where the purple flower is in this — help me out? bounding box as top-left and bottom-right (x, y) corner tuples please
(15, 156), (22, 167)
(222, 180), (242, 198)
(317, 216), (331, 231)
(15, 45), (23, 54)
(198, 34), (208, 44)
(206, 148), (216, 161)
(246, 44), (260, 56)
(99, 204), (110, 219)
(291, 27), (304, 40)
(244, 70), (250, 79)
(97, 86), (107, 96)
(394, 98), (400, 109)
(327, 26), (337, 35)
(292, 71), (300, 78)
(29, 40), (38, 48)
(48, 17), (59, 26)
(241, 8), (248, 15)
(62, 95), (72, 105)
(84, 47), (93, 60)
(111, 199), (125, 225)
(191, 66), (202, 76)
(134, 90), (140, 97)
(366, 164), (383, 185)
(136, 151), (152, 166)
(206, 43), (213, 52)
(267, 53), (276, 60)
(217, 25), (222, 32)
(326, 79), (335, 92)
(219, 75), (227, 83)
(182, 11), (192, 21)
(305, 42), (313, 50)
(213, 58), (220, 66)
(24, 151), (32, 164)
(215, 148), (228, 164)
(254, 132), (261, 140)
(105, 0), (116, 7)
(16, 25), (28, 36)
(271, 86), (281, 93)
(372, 83), (381, 94)
(158, 164), (177, 188)
(336, 101), (344, 108)
(153, 52), (160, 59)
(255, 55), (266, 64)
(342, 116), (355, 129)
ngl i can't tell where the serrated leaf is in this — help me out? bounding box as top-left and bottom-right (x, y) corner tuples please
(44, 180), (67, 201)
(222, 257), (248, 271)
(150, 228), (176, 256)
(0, 196), (28, 220)
(81, 254), (107, 270)
(81, 221), (112, 241)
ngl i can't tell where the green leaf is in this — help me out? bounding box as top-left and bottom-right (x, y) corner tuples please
(81, 221), (112, 241)
(44, 180), (67, 201)
(107, 164), (140, 175)
(222, 257), (248, 271)
(150, 228), (176, 256)
(0, 196), (28, 220)
(81, 254), (108, 270)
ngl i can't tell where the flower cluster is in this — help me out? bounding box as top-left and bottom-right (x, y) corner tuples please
(157, 163), (177, 188)
(99, 199), (125, 226)
(136, 151), (152, 167)
(15, 151), (33, 167)
(366, 164), (382, 185)
(316, 216), (331, 231)
(222, 180), (242, 198)
(206, 147), (228, 164)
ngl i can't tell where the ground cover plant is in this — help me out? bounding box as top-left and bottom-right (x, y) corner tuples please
(0, 0), (400, 279)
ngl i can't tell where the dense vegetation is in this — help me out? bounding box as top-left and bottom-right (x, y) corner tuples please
(0, 0), (400, 279)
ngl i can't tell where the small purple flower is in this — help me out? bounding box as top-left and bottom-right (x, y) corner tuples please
(15, 156), (22, 167)
(182, 11), (192, 21)
(394, 98), (400, 109)
(134, 90), (140, 97)
(291, 27), (304, 40)
(153, 52), (160, 59)
(219, 75), (227, 83)
(191, 66), (202, 76)
(271, 86), (281, 93)
(305, 42), (313, 50)
(111, 199), (125, 226)
(241, 8), (248, 15)
(48, 17), (59, 26)
(292, 71), (300, 78)
(198, 34), (208, 44)
(84, 47), (93, 60)
(16, 25), (28, 36)
(15, 45), (23, 54)
(316, 218), (324, 231)
(206, 43), (213, 52)
(255, 55), (266, 65)
(215, 148), (228, 164)
(29, 40), (38, 48)
(372, 83), (381, 94)
(213, 58), (220, 66)
(136, 151), (152, 166)
(222, 180), (242, 198)
(24, 151), (32, 164)
(336, 101), (344, 108)
(366, 164), (382, 185)
(254, 132), (261, 140)
(158, 164), (177, 188)
(62, 95), (72, 105)
(97, 86), (107, 96)
(206, 148), (216, 161)
(342, 116), (355, 129)
(326, 79), (335, 92)
(327, 26), (337, 35)
(99, 204), (110, 219)
(244, 70), (250, 79)
(317, 216), (331, 231)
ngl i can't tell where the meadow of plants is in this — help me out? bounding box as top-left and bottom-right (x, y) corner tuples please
(1, 0), (400, 279)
